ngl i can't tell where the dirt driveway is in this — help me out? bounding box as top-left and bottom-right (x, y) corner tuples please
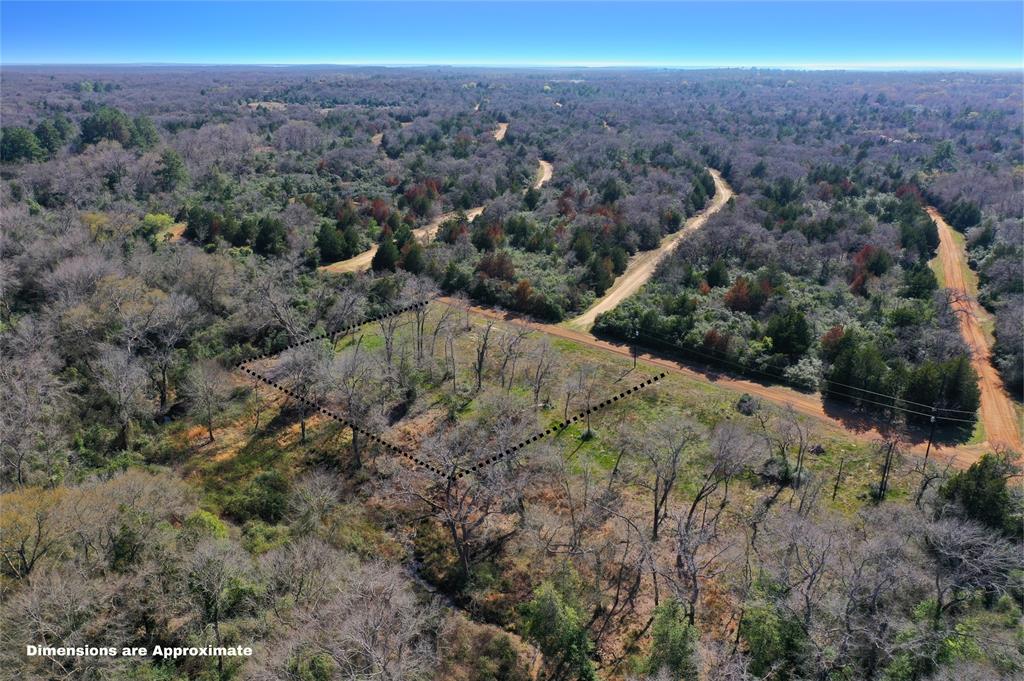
(567, 169), (733, 330)
(928, 206), (1021, 452)
(320, 158), (550, 274)
(535, 160), (553, 189)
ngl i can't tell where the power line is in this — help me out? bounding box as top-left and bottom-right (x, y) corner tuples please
(620, 325), (978, 424)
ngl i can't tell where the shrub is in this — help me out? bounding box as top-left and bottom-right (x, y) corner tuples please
(183, 510), (229, 542)
(643, 600), (698, 678)
(705, 258), (730, 287)
(938, 453), (1022, 539)
(520, 571), (596, 681)
(228, 470), (290, 523)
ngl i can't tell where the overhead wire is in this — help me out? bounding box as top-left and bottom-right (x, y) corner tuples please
(618, 324), (978, 424)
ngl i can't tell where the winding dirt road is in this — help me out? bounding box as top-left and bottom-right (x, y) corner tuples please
(317, 157), (998, 462)
(426, 176), (1001, 462)
(320, 157), (551, 274)
(322, 122), (517, 274)
(927, 207), (1021, 451)
(567, 169), (733, 330)
(534, 160), (553, 189)
(319, 206), (485, 274)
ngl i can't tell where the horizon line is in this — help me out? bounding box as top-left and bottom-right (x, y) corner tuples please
(3, 60), (1023, 72)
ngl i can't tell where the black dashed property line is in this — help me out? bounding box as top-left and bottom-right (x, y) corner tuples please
(456, 372), (666, 478)
(238, 364), (442, 475)
(232, 301), (663, 479)
(235, 299), (431, 369)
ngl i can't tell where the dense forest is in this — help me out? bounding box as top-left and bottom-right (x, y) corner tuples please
(1, 68), (1021, 681)
(591, 73), (1022, 437)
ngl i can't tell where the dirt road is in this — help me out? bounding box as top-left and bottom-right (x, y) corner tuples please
(320, 158), (550, 274)
(534, 160), (553, 189)
(928, 206), (1021, 451)
(494, 122), (508, 141)
(160, 222), (188, 243)
(443, 297), (880, 437)
(440, 296), (993, 463)
(567, 169), (733, 330)
(320, 206), (485, 274)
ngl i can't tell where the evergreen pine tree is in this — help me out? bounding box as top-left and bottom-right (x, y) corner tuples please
(372, 236), (399, 272)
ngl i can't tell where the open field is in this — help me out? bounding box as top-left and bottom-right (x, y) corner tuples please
(230, 299), (920, 500)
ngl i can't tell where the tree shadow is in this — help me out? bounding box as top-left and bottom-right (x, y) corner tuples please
(820, 398), (975, 447)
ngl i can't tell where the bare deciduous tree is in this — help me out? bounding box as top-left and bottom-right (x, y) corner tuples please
(94, 344), (150, 450)
(377, 305), (411, 371)
(251, 560), (437, 681)
(683, 421), (758, 532)
(472, 319), (496, 392)
(921, 516), (1020, 626)
(326, 287), (366, 348)
(144, 292), (199, 410)
(286, 471), (341, 536)
(528, 337), (557, 409)
(623, 416), (700, 541)
(335, 344), (382, 469)
(0, 319), (69, 486)
(276, 342), (333, 443)
(404, 420), (525, 582)
(181, 359), (229, 443)
(187, 540), (254, 678)
(496, 327), (530, 391)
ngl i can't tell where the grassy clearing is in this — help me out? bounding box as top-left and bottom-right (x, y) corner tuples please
(948, 228), (979, 296)
(437, 304), (901, 512)
(173, 301), (905, 561)
(928, 251), (947, 288)
(967, 417), (987, 446)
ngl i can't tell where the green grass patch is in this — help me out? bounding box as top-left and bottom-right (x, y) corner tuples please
(966, 418), (987, 446)
(928, 253), (946, 288)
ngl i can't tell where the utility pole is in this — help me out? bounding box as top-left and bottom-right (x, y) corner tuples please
(832, 457), (845, 502)
(923, 410), (937, 467)
(877, 439), (897, 502)
(631, 324), (639, 369)
(923, 371), (947, 468)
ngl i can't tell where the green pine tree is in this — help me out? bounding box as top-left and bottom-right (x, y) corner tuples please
(645, 600), (698, 679)
(521, 577), (596, 681)
(372, 236), (399, 272)
(155, 148), (188, 192)
(401, 240), (425, 274)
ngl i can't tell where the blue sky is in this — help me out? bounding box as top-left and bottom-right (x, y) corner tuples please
(2, 1), (1021, 69)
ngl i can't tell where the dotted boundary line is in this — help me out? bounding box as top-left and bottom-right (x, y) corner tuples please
(238, 364), (443, 475)
(455, 372), (666, 478)
(234, 299), (430, 370)
(231, 299), (664, 479)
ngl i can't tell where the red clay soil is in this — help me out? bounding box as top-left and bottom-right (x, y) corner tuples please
(927, 206), (1022, 452)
